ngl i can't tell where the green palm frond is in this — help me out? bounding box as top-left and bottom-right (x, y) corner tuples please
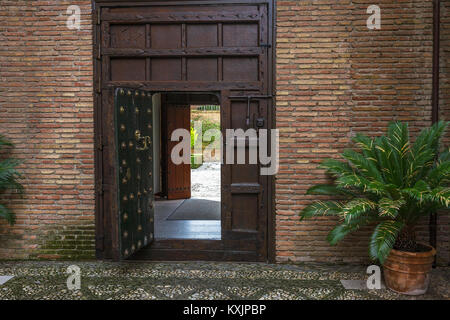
(327, 214), (373, 245)
(374, 136), (398, 185)
(336, 174), (387, 197)
(378, 197), (405, 218)
(428, 187), (450, 208)
(300, 201), (343, 221)
(408, 121), (448, 182)
(427, 160), (450, 187)
(370, 220), (404, 263)
(386, 122), (410, 182)
(342, 149), (384, 183)
(341, 198), (377, 224)
(319, 159), (355, 178)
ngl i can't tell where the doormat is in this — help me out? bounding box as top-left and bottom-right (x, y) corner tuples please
(166, 198), (220, 220)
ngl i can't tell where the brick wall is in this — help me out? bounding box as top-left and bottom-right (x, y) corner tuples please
(0, 0), (94, 259)
(0, 0), (448, 264)
(275, 0), (449, 265)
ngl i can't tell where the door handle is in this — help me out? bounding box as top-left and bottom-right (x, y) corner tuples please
(135, 130), (151, 151)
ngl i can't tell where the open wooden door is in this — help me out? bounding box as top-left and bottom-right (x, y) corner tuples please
(114, 88), (155, 259)
(164, 103), (191, 200)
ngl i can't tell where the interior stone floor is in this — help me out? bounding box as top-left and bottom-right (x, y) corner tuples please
(0, 262), (448, 300)
(154, 199), (221, 240)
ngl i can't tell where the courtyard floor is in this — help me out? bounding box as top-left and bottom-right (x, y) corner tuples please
(0, 262), (448, 300)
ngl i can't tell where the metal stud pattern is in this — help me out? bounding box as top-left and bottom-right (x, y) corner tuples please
(115, 87), (154, 260)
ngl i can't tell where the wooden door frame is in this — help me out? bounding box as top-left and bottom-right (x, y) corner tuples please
(92, 0), (277, 262)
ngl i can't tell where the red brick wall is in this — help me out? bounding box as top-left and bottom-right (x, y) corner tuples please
(0, 0), (94, 259)
(0, 1), (448, 264)
(275, 0), (449, 265)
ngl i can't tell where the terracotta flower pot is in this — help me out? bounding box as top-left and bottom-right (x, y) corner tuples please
(383, 244), (436, 295)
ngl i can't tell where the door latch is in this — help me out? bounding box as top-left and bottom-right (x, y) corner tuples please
(135, 130), (151, 151)
(256, 118), (265, 128)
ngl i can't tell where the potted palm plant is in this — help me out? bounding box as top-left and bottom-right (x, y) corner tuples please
(0, 135), (23, 225)
(300, 121), (449, 295)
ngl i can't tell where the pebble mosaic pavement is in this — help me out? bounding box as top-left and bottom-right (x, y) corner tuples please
(0, 262), (448, 300)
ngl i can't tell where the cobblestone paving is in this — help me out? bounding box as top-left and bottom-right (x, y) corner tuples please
(0, 262), (448, 300)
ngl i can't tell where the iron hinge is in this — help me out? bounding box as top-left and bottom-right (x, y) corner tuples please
(97, 43), (101, 60)
(96, 141), (103, 151)
(96, 183), (104, 196)
(97, 76), (102, 94)
(97, 9), (101, 25)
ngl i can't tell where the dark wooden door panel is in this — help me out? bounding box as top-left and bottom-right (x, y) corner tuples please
(221, 92), (269, 259)
(114, 88), (155, 259)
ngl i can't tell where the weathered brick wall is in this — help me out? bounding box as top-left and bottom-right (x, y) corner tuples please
(276, 0), (449, 265)
(0, 0), (95, 259)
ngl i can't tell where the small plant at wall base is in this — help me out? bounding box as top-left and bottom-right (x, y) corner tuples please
(300, 121), (450, 295)
(0, 135), (23, 225)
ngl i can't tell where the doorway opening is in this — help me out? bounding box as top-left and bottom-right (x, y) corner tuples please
(153, 93), (222, 240)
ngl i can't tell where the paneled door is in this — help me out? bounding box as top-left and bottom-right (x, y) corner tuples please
(114, 88), (155, 259)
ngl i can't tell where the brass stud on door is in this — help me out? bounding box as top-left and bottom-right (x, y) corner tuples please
(122, 159), (127, 166)
(135, 91), (139, 96)
(149, 217), (154, 223)
(143, 188), (147, 195)
(124, 249), (129, 256)
(121, 142), (126, 149)
(129, 193), (135, 200)
(123, 195), (128, 202)
(127, 90), (131, 96)
(147, 124), (152, 129)
(122, 178), (127, 184)
(120, 89), (125, 95)
(129, 141), (134, 148)
(136, 157), (141, 164)
(138, 240), (142, 248)
(147, 108), (151, 114)
(137, 174), (141, 180)
(120, 124), (126, 132)
(123, 212), (128, 221)
(131, 244), (136, 252)
(137, 208), (142, 214)
(123, 231), (128, 238)
(120, 106), (125, 114)
(138, 225), (142, 232)
(135, 107), (139, 114)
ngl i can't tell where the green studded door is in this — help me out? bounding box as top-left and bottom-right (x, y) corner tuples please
(114, 88), (154, 260)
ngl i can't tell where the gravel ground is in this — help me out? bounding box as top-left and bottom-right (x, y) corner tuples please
(191, 162), (220, 201)
(0, 262), (448, 300)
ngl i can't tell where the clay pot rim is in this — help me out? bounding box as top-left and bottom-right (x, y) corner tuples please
(390, 243), (436, 258)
